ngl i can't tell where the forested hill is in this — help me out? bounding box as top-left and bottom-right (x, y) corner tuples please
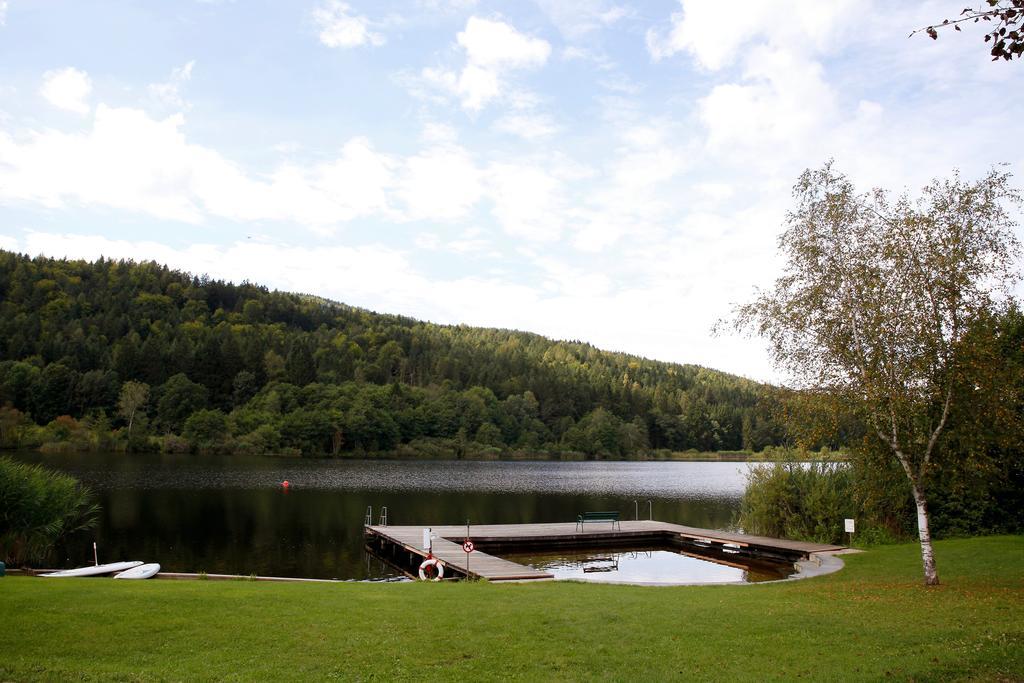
(0, 250), (785, 457)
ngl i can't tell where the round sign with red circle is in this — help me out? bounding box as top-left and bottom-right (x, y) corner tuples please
(462, 540), (475, 553)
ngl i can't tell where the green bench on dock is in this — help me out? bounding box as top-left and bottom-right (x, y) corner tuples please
(576, 511), (621, 531)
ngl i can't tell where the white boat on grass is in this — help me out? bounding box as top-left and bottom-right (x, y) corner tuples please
(41, 561), (143, 577)
(113, 563), (160, 579)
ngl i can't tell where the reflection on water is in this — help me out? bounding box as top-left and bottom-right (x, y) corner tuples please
(10, 452), (753, 580)
(499, 547), (795, 584)
(18, 452), (753, 498)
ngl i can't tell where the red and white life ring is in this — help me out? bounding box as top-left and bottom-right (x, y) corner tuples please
(418, 558), (444, 581)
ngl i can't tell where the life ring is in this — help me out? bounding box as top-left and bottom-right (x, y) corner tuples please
(418, 558), (444, 581)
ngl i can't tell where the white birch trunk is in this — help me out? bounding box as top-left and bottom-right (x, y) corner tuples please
(911, 481), (940, 586)
(888, 437), (941, 587)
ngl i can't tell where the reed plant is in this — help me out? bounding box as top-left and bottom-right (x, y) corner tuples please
(0, 457), (98, 566)
(737, 459), (854, 544)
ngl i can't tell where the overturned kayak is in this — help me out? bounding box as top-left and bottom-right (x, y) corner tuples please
(113, 563), (160, 580)
(41, 561), (143, 577)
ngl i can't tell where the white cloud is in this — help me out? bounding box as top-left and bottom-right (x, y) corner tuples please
(492, 112), (558, 139)
(423, 17), (550, 112)
(1, 102), (595, 235)
(39, 67), (92, 114)
(486, 161), (565, 241)
(414, 232), (441, 250)
(698, 46), (836, 157)
(2, 106), (203, 221)
(0, 105), (397, 228)
(569, 121), (688, 253)
(0, 1), (8, 27)
(414, 228), (493, 255)
(458, 16), (551, 69)
(446, 236), (491, 254)
(646, 0), (861, 69)
(694, 182), (734, 202)
(534, 0), (630, 39)
(419, 122), (460, 144)
(415, 0), (478, 12)
(453, 64), (501, 111)
(148, 61), (195, 110)
(525, 250), (612, 296)
(313, 1), (384, 48)
(255, 136), (398, 228)
(396, 144), (483, 221)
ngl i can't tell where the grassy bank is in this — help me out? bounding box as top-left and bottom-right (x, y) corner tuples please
(1, 536), (1020, 681)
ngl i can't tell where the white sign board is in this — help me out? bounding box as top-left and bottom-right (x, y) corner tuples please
(844, 518), (855, 534)
(422, 528), (432, 551)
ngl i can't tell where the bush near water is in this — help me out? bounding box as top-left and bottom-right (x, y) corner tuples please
(0, 456), (97, 566)
(739, 304), (1024, 545)
(739, 449), (1023, 545)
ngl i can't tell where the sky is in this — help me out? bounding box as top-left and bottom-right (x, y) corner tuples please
(0, 1), (1021, 383)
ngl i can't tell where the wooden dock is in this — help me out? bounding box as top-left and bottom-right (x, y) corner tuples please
(364, 520), (844, 582)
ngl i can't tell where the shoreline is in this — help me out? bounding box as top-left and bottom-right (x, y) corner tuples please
(7, 447), (847, 463)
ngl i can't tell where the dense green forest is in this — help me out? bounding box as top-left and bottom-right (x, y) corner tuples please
(0, 250), (786, 458)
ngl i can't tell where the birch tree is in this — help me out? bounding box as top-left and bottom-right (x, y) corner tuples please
(117, 381), (149, 442)
(913, 1), (1024, 61)
(734, 163), (1020, 586)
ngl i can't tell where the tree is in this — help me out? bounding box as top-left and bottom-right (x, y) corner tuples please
(156, 373), (208, 433)
(0, 404), (32, 448)
(280, 407), (342, 454)
(733, 163), (1020, 586)
(474, 421), (503, 446)
(117, 381), (150, 442)
(183, 409), (229, 451)
(231, 370), (259, 407)
(914, 1), (1024, 60)
(285, 339), (316, 387)
(30, 363), (78, 424)
(0, 361), (40, 412)
(74, 369), (120, 415)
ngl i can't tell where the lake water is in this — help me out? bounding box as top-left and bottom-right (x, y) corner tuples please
(11, 452), (758, 581)
(499, 547), (794, 584)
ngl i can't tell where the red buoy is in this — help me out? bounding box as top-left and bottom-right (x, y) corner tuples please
(281, 480), (290, 488)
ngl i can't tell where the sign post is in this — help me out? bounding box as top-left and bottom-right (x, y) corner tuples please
(844, 518), (855, 546)
(463, 519), (475, 579)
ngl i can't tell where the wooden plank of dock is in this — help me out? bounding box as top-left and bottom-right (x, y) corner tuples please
(365, 525), (555, 581)
(365, 520), (844, 582)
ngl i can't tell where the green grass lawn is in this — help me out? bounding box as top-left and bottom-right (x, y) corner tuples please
(1, 536), (1021, 681)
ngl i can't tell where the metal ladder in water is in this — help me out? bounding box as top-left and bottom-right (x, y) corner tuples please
(365, 505), (388, 527)
(633, 499), (653, 521)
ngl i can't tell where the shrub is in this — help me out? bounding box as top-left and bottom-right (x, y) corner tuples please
(235, 424), (282, 456)
(159, 433), (191, 454)
(0, 457), (98, 565)
(183, 409), (229, 452)
(737, 460), (854, 544)
(39, 415), (94, 452)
